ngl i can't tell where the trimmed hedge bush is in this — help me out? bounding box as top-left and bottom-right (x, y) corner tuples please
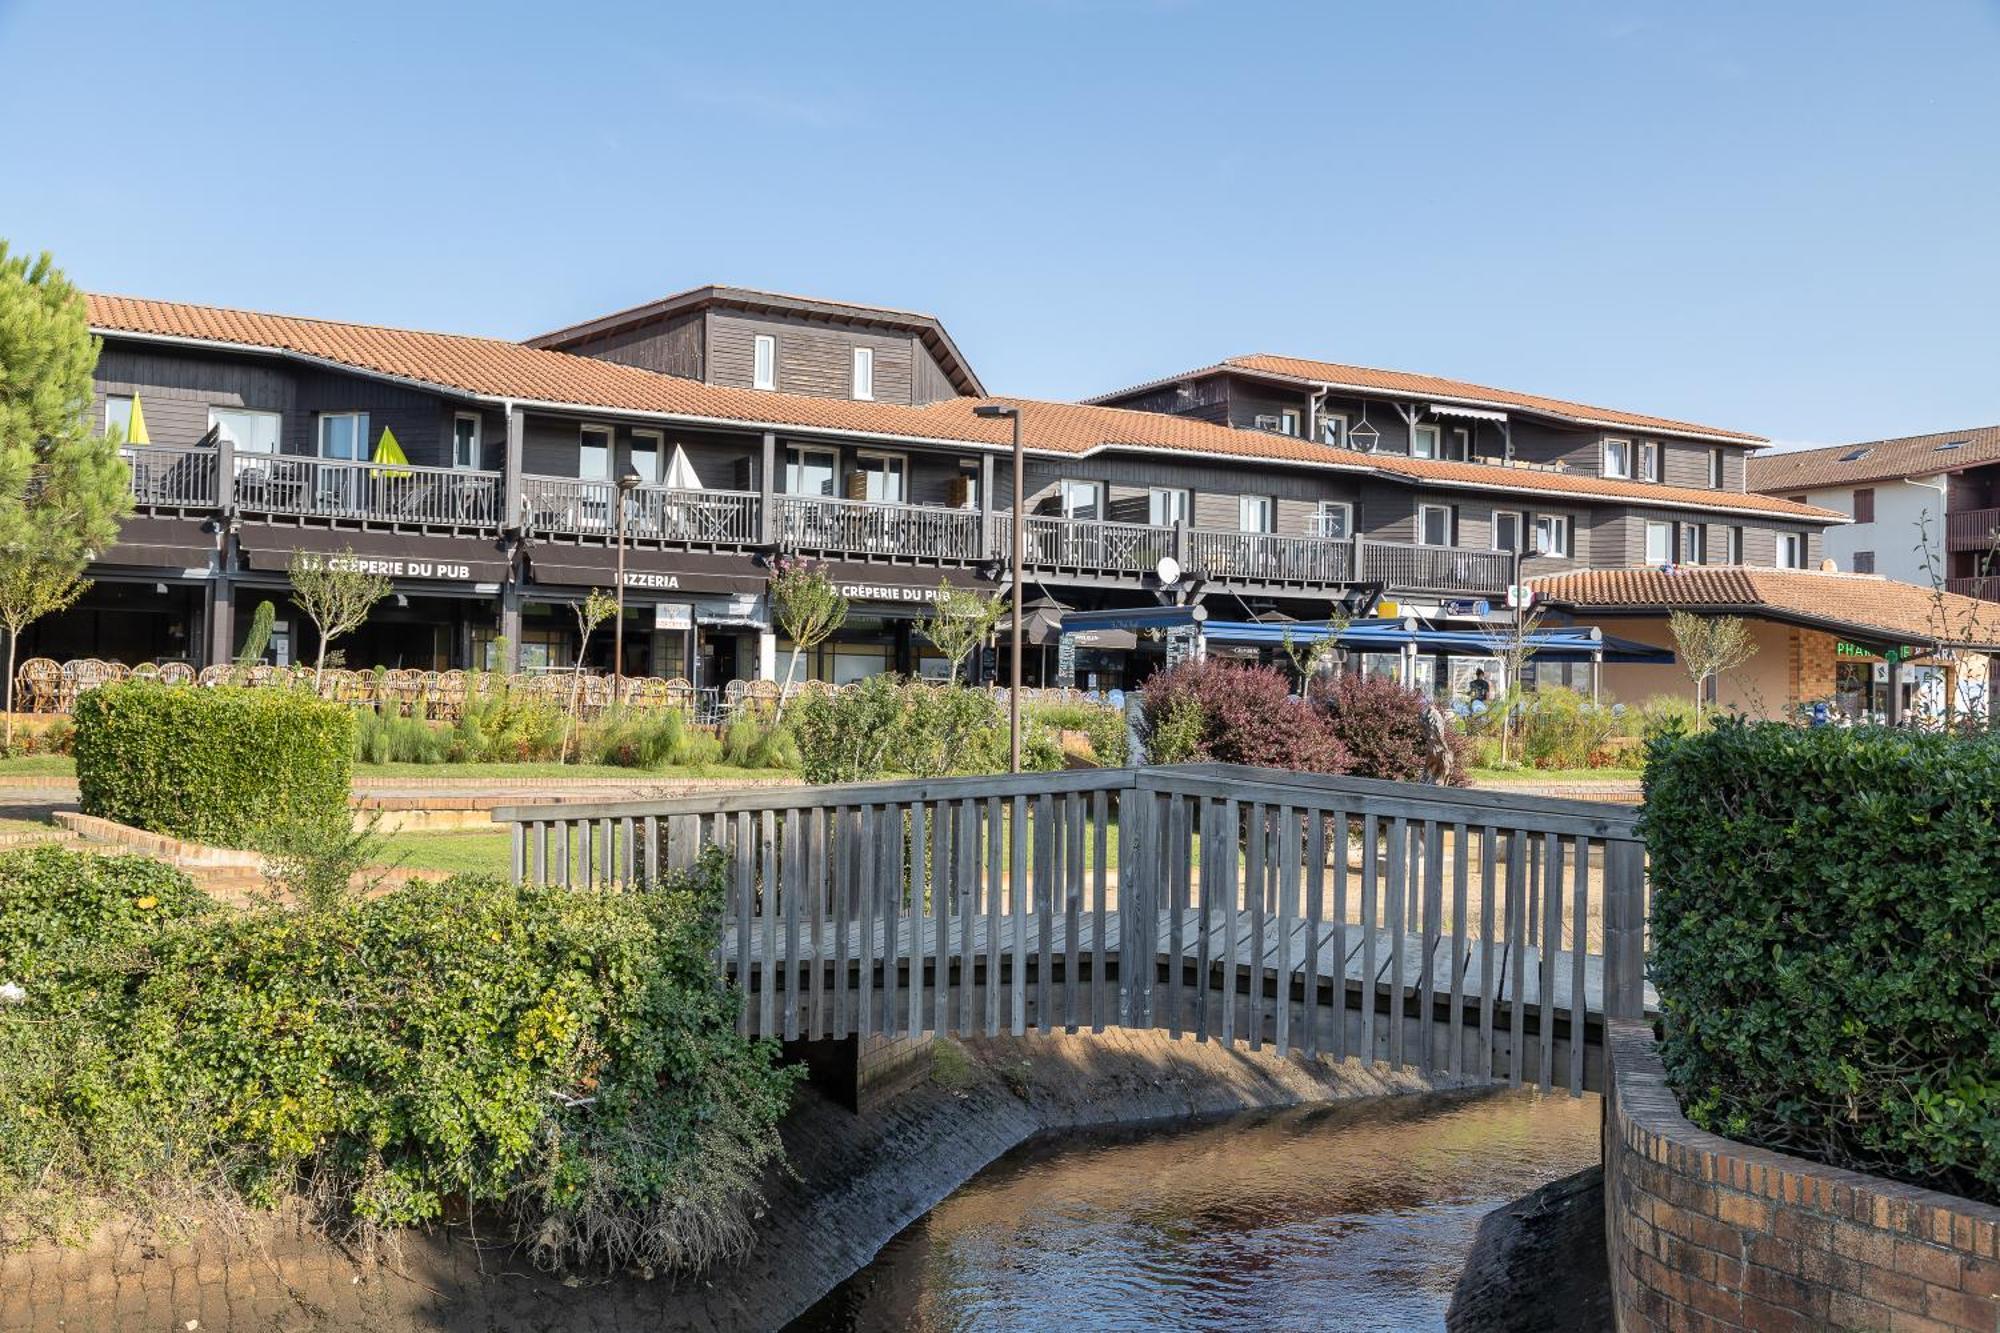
(0, 847), (800, 1266)
(1640, 721), (2000, 1205)
(74, 682), (353, 848)
(1314, 671), (1473, 785)
(1137, 660), (1349, 773)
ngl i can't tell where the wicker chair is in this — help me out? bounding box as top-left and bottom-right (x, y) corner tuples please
(432, 670), (468, 721)
(157, 661), (196, 687)
(129, 662), (162, 683)
(721, 679), (748, 716)
(745, 679), (782, 717)
(16, 659), (60, 713)
(195, 664), (232, 688)
(663, 677), (696, 715)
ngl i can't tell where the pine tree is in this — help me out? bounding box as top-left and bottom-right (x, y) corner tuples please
(0, 244), (132, 745)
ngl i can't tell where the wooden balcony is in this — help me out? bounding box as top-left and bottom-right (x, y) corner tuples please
(1184, 528), (1356, 587)
(1947, 508), (2000, 553)
(1355, 540), (1512, 595)
(1945, 576), (2000, 601)
(124, 445), (218, 511)
(233, 455), (503, 528)
(773, 494), (986, 564)
(523, 475), (760, 547)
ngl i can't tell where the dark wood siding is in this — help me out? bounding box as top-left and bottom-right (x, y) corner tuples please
(709, 311), (921, 404)
(557, 312), (705, 379)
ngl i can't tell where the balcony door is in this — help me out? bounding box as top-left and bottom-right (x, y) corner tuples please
(786, 446), (838, 498)
(578, 426), (614, 529)
(853, 452), (906, 504)
(317, 412), (368, 509)
(1059, 479), (1103, 521)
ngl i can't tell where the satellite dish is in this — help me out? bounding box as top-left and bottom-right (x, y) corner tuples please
(1156, 555), (1182, 586)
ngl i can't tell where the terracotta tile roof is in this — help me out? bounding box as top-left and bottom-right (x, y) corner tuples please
(86, 294), (1829, 521)
(1747, 425), (2000, 493)
(1090, 353), (1766, 445)
(1528, 566), (2000, 649)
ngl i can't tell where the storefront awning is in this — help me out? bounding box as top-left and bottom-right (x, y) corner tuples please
(526, 546), (766, 596)
(1197, 619), (1675, 664)
(98, 515), (217, 573)
(1428, 403), (1509, 423)
(238, 525), (513, 585)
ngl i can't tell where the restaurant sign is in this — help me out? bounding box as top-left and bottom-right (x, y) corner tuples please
(624, 570), (683, 590)
(837, 581), (950, 604)
(299, 554), (476, 582)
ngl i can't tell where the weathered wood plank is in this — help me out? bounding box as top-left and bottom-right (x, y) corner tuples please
(1091, 788), (1109, 1034)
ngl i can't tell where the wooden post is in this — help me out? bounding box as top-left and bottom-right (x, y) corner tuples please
(759, 431), (777, 546)
(1602, 837), (1647, 1023)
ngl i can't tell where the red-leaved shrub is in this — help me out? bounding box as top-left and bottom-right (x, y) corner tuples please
(1312, 672), (1474, 785)
(1138, 660), (1349, 773)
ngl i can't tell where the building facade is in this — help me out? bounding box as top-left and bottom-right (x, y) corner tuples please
(55, 287), (1842, 699)
(1747, 425), (2000, 595)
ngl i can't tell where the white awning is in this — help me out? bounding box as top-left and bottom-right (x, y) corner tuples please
(1428, 402), (1509, 423)
(664, 443), (703, 490)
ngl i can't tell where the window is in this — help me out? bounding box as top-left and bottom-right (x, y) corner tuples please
(1852, 487), (1875, 523)
(1709, 447), (1726, 489)
(317, 411), (368, 461)
(1447, 427), (1471, 462)
(104, 395), (134, 441)
(1687, 523), (1709, 565)
(629, 429), (663, 485)
(1638, 440), (1659, 482)
(212, 406), (281, 455)
(1320, 412), (1348, 447)
(1491, 510), (1522, 553)
(855, 451), (907, 504)
(1838, 446), (1873, 463)
(578, 425), (612, 480)
(1412, 424), (1441, 459)
(1726, 525), (1744, 564)
(1852, 550), (1876, 574)
(1534, 513), (1571, 557)
(452, 413), (481, 470)
(1417, 503), (1454, 547)
(1777, 532), (1805, 569)
(1787, 494), (1808, 506)
(752, 334), (776, 390)
(1315, 501), (1353, 540)
(1238, 495), (1274, 533)
(1148, 487), (1191, 526)
(1644, 520), (1674, 565)
(1603, 438), (1632, 479)
(852, 347), (874, 401)
(1058, 479), (1103, 520)
(1279, 409), (1301, 437)
(786, 445), (838, 497)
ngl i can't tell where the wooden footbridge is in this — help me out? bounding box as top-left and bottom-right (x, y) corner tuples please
(493, 765), (1650, 1097)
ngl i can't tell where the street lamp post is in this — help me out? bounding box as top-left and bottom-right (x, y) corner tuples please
(613, 465), (642, 683)
(973, 403), (1025, 772)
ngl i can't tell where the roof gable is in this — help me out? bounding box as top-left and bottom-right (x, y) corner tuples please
(1747, 425), (2000, 493)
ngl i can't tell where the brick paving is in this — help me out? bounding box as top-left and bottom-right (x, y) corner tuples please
(0, 1031), (1462, 1332)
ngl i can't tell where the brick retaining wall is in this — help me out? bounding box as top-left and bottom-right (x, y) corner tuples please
(1604, 1020), (2000, 1331)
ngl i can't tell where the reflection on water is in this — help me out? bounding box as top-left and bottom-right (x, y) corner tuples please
(795, 1088), (1598, 1333)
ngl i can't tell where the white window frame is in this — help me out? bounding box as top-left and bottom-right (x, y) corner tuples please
(1534, 513), (1572, 558)
(1777, 531), (1805, 569)
(851, 346), (874, 401)
(1319, 412), (1348, 447)
(1148, 486), (1191, 527)
(577, 424), (615, 482)
(1447, 427), (1471, 462)
(855, 449), (907, 505)
(1726, 525), (1744, 564)
(1058, 478), (1104, 520)
(1709, 447), (1726, 489)
(1686, 523), (1709, 565)
(1644, 520), (1674, 565)
(451, 412), (482, 470)
(786, 444), (839, 497)
(1412, 424), (1441, 459)
(1315, 500), (1353, 540)
(752, 334), (776, 391)
(629, 428), (663, 485)
(1238, 494), (1274, 534)
(316, 411), (368, 461)
(1603, 437), (1633, 479)
(1279, 409), (1301, 437)
(1417, 502), (1454, 547)
(104, 394), (135, 441)
(212, 405), (281, 455)
(1491, 509), (1523, 553)
(1638, 439), (1660, 482)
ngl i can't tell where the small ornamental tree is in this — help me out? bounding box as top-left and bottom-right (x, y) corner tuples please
(1477, 604), (1546, 765)
(1668, 610), (1757, 726)
(289, 548), (392, 689)
(770, 559), (848, 720)
(562, 588), (618, 762)
(920, 580), (1004, 684)
(0, 244), (133, 745)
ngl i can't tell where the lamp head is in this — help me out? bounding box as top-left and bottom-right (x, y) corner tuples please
(617, 466), (642, 492)
(973, 404), (1019, 421)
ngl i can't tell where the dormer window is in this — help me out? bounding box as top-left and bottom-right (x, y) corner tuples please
(753, 334), (776, 391)
(1603, 438), (1633, 479)
(852, 347), (874, 401)
(1638, 440), (1659, 482)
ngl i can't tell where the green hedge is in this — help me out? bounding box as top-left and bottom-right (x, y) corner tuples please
(0, 847), (800, 1265)
(1640, 721), (2000, 1204)
(74, 682), (354, 848)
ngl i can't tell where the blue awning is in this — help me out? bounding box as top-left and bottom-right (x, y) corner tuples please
(1193, 620), (1675, 665)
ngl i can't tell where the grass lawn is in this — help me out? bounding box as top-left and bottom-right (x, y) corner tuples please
(1469, 766), (1642, 784)
(353, 760), (786, 782)
(0, 755), (76, 778)
(378, 829), (514, 879)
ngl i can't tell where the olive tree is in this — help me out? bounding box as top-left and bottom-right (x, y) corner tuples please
(920, 579), (1004, 684)
(561, 588), (618, 762)
(770, 560), (848, 721)
(1669, 610), (1757, 726)
(289, 548), (393, 689)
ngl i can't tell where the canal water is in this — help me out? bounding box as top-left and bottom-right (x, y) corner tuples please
(794, 1088), (1599, 1332)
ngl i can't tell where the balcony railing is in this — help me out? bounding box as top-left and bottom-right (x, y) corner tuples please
(1357, 540), (1512, 595)
(124, 445), (217, 509)
(774, 495), (986, 563)
(234, 455), (503, 527)
(1015, 515), (1171, 576)
(1185, 528), (1356, 586)
(522, 475), (761, 545)
(1947, 508), (2000, 553)
(1946, 576), (2000, 601)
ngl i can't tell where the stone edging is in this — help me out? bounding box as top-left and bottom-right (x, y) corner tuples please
(1604, 1018), (2000, 1330)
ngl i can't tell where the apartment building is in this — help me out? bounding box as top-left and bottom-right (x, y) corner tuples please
(60, 286), (1842, 694)
(1748, 425), (2000, 594)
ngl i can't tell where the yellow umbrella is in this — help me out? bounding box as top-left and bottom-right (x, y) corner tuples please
(370, 425), (411, 477)
(127, 395), (150, 445)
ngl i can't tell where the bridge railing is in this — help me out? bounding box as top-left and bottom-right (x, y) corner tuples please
(489, 764), (1647, 1096)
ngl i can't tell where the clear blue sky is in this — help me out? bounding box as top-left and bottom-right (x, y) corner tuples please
(3, 0), (1996, 448)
